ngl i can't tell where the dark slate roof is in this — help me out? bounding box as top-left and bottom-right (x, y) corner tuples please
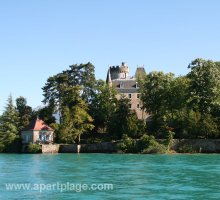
(111, 79), (140, 93)
(112, 79), (138, 88)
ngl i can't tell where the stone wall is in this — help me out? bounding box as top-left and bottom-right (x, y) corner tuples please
(42, 144), (60, 153)
(26, 139), (220, 154)
(40, 142), (117, 153)
(59, 144), (77, 153)
(171, 139), (220, 153)
(80, 142), (117, 153)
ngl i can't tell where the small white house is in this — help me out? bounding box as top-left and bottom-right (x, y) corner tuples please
(21, 118), (54, 144)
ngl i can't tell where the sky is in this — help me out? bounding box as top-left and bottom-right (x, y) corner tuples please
(0, 0), (220, 113)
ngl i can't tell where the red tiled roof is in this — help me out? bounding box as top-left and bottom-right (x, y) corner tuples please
(23, 118), (53, 131)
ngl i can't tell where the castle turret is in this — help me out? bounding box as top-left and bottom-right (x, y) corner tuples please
(135, 66), (146, 79)
(119, 62), (129, 79)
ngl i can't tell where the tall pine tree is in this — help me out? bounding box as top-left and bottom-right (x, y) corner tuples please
(0, 95), (20, 152)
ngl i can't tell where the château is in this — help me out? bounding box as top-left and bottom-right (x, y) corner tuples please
(106, 62), (148, 120)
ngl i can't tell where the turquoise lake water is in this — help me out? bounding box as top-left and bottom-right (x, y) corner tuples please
(1, 154), (220, 200)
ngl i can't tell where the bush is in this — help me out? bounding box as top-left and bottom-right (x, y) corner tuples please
(140, 134), (167, 154)
(117, 134), (167, 154)
(164, 129), (175, 152)
(142, 144), (167, 154)
(117, 134), (139, 153)
(27, 144), (42, 153)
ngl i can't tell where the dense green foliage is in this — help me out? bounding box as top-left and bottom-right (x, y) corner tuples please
(42, 62), (96, 109)
(36, 105), (56, 125)
(188, 59), (220, 114)
(42, 63), (95, 144)
(0, 58), (220, 153)
(89, 80), (117, 134)
(0, 95), (20, 152)
(57, 86), (94, 143)
(107, 97), (144, 140)
(140, 59), (220, 139)
(117, 134), (167, 154)
(27, 143), (42, 153)
(16, 96), (33, 132)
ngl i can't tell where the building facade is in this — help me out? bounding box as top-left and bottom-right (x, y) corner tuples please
(106, 62), (148, 120)
(21, 118), (54, 144)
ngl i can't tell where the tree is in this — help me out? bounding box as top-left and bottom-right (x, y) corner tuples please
(68, 63), (96, 103)
(139, 72), (175, 136)
(42, 62), (96, 112)
(57, 86), (94, 144)
(140, 59), (220, 139)
(37, 105), (56, 125)
(42, 72), (69, 113)
(185, 59), (220, 138)
(0, 95), (20, 152)
(16, 96), (32, 132)
(140, 71), (175, 116)
(168, 76), (189, 116)
(89, 80), (117, 136)
(108, 97), (140, 140)
(187, 58), (220, 114)
(42, 63), (96, 143)
(164, 76), (191, 138)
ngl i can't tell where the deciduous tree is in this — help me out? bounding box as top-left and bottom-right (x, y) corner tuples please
(16, 96), (32, 132)
(188, 58), (220, 114)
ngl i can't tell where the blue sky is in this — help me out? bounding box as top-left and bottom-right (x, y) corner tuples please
(0, 0), (220, 112)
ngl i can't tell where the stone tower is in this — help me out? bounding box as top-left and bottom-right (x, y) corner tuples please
(106, 62), (148, 120)
(119, 62), (129, 79)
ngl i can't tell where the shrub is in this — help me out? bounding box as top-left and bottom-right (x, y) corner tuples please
(164, 129), (175, 152)
(142, 144), (167, 154)
(117, 134), (167, 154)
(117, 134), (139, 153)
(27, 144), (42, 153)
(140, 134), (167, 154)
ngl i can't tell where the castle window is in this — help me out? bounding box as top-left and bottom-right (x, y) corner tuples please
(128, 94), (131, 98)
(129, 104), (132, 108)
(137, 94), (140, 99)
(137, 104), (140, 109)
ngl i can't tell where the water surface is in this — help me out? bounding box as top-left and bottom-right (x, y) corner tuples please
(0, 154), (220, 199)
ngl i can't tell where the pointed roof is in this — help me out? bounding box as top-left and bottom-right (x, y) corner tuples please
(135, 67), (146, 79)
(23, 118), (53, 131)
(106, 68), (112, 83)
